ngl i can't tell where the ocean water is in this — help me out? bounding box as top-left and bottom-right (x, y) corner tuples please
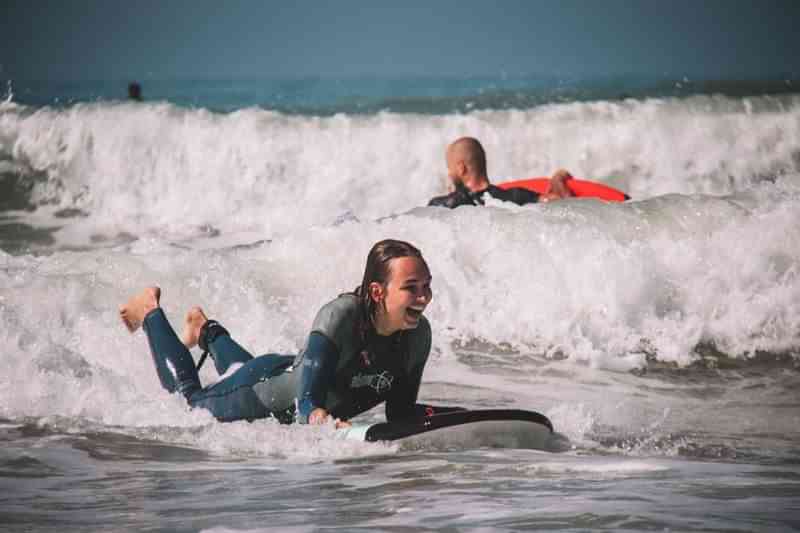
(1, 78), (799, 532)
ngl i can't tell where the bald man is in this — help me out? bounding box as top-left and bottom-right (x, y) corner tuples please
(428, 137), (574, 209)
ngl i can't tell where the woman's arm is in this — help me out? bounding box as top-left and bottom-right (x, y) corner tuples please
(384, 319), (465, 421)
(384, 358), (426, 421)
(386, 377), (466, 421)
(296, 332), (339, 424)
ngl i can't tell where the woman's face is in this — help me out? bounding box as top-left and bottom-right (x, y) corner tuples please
(371, 256), (432, 335)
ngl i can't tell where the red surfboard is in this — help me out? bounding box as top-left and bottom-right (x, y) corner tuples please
(498, 177), (629, 202)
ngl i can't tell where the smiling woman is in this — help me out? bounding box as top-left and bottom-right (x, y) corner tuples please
(119, 238), (460, 427)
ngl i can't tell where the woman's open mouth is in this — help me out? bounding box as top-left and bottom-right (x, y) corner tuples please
(406, 307), (424, 322)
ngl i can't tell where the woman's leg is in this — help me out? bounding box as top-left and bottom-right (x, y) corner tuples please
(181, 308), (298, 422)
(187, 354), (298, 422)
(142, 309), (202, 398)
(120, 287), (201, 398)
(182, 307), (254, 375)
(122, 288), (297, 422)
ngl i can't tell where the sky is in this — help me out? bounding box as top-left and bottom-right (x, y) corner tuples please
(1, 0), (799, 81)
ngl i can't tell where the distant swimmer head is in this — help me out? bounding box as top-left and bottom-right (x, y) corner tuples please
(128, 82), (142, 101)
(446, 137), (489, 190)
(357, 239), (432, 335)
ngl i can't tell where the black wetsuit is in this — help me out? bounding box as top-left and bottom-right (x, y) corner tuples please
(140, 294), (449, 424)
(428, 182), (540, 209)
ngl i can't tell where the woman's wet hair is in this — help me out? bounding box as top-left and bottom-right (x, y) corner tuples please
(354, 239), (428, 329)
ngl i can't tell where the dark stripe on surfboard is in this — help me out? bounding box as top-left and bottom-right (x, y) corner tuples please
(364, 409), (553, 442)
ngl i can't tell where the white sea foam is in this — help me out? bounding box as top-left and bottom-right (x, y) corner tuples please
(2, 185), (799, 444)
(1, 94), (798, 246)
(519, 459), (671, 477)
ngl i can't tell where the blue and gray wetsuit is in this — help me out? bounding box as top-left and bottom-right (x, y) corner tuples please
(141, 294), (438, 424)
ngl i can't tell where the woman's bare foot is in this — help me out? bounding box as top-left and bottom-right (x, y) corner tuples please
(181, 306), (208, 348)
(119, 287), (161, 333)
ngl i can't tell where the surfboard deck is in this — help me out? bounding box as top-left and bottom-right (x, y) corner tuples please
(339, 409), (555, 451)
(499, 177), (630, 202)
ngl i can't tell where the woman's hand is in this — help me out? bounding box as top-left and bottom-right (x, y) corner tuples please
(309, 408), (329, 425)
(309, 408), (351, 429)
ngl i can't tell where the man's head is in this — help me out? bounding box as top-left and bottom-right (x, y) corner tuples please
(446, 137), (489, 190)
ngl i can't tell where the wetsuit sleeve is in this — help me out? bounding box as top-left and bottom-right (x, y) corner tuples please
(384, 318), (431, 421)
(428, 183), (478, 209)
(295, 332), (339, 424)
(488, 185), (540, 205)
(428, 192), (459, 208)
(508, 187), (540, 205)
(385, 318), (466, 420)
(295, 295), (360, 423)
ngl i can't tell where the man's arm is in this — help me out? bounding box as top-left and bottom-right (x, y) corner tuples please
(540, 169), (575, 202)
